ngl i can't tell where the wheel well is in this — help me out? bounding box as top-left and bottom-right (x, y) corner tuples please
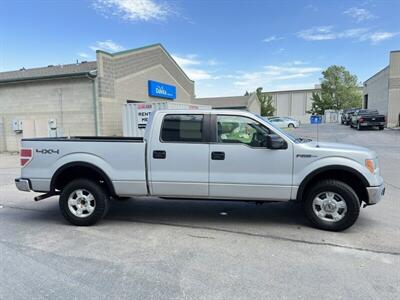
(51, 163), (115, 196)
(297, 168), (368, 203)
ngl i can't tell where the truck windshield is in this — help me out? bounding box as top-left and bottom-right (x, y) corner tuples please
(255, 115), (311, 144)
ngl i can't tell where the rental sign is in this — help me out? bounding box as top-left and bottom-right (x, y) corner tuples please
(148, 80), (176, 100)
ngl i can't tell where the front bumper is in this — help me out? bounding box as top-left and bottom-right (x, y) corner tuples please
(366, 184), (385, 205)
(15, 178), (31, 192)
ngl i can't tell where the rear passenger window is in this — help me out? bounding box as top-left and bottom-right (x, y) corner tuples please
(161, 114), (204, 142)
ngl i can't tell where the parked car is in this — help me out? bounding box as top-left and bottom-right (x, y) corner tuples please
(341, 108), (359, 125)
(268, 117), (300, 128)
(15, 110), (384, 231)
(350, 109), (386, 130)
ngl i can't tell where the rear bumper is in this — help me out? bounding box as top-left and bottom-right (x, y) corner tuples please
(366, 184), (385, 205)
(15, 178), (31, 192)
(360, 122), (385, 126)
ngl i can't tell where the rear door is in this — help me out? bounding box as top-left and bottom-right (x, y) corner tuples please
(209, 114), (293, 200)
(148, 113), (210, 197)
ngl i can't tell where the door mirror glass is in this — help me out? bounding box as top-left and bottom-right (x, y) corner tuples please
(266, 134), (287, 149)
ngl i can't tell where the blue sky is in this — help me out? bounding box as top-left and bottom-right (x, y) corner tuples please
(0, 0), (399, 97)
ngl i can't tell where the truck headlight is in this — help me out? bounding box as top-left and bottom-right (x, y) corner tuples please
(365, 159), (378, 174)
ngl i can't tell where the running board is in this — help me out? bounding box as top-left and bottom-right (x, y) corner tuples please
(34, 192), (59, 201)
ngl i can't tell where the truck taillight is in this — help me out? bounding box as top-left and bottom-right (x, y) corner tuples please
(20, 148), (33, 167)
(359, 117), (364, 123)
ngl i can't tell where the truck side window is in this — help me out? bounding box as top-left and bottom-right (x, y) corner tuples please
(217, 115), (270, 147)
(161, 114), (204, 142)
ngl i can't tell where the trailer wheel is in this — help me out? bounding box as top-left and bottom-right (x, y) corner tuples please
(59, 179), (109, 226)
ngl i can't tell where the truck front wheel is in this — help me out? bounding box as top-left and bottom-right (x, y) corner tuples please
(59, 179), (109, 226)
(304, 180), (360, 231)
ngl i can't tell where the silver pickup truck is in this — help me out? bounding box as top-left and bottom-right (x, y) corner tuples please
(15, 110), (385, 231)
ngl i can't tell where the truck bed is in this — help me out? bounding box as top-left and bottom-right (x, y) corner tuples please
(20, 136), (147, 196)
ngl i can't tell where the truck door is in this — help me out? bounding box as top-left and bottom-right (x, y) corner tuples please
(148, 113), (210, 197)
(209, 114), (293, 200)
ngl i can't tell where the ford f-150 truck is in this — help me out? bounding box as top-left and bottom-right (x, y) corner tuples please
(15, 110), (385, 231)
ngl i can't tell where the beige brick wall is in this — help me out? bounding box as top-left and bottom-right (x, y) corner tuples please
(363, 67), (389, 115)
(388, 51), (400, 127)
(0, 78), (95, 151)
(0, 117), (5, 152)
(96, 45), (195, 136)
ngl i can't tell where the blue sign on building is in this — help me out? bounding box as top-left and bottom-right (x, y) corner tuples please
(148, 80), (176, 100)
(310, 115), (322, 124)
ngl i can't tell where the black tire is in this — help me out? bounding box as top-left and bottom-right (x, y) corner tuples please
(304, 180), (360, 231)
(379, 126), (384, 130)
(288, 123), (295, 128)
(350, 123), (353, 128)
(59, 179), (109, 226)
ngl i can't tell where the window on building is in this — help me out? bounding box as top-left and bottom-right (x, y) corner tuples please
(216, 115), (270, 147)
(161, 114), (204, 142)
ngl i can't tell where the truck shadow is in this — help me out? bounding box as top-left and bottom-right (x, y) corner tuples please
(105, 197), (309, 227)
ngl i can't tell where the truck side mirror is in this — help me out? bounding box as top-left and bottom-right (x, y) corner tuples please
(266, 134), (287, 150)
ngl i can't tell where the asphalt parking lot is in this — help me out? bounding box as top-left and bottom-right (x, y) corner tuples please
(1, 123), (399, 300)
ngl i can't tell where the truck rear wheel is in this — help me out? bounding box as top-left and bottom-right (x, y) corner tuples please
(304, 180), (360, 231)
(59, 179), (109, 226)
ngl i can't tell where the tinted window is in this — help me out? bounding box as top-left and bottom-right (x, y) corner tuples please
(217, 115), (270, 147)
(161, 114), (204, 142)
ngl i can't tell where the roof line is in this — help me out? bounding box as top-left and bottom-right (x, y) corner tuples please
(0, 72), (94, 84)
(95, 43), (163, 57)
(96, 43), (194, 83)
(363, 65), (389, 84)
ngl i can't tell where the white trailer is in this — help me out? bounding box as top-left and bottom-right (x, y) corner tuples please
(122, 101), (211, 137)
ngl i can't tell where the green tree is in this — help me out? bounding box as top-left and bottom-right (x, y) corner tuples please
(307, 92), (332, 115)
(256, 87), (275, 116)
(319, 65), (362, 111)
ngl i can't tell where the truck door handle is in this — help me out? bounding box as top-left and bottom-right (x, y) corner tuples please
(153, 150), (166, 159)
(211, 151), (225, 160)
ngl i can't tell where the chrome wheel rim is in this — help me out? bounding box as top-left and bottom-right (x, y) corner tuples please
(312, 191), (347, 222)
(67, 189), (96, 218)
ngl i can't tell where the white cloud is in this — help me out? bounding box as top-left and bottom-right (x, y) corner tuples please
(171, 54), (200, 67)
(90, 40), (125, 52)
(273, 48), (286, 55)
(77, 52), (90, 59)
(298, 26), (397, 44)
(231, 64), (322, 90)
(305, 4), (319, 12)
(206, 59), (219, 66)
(93, 0), (173, 22)
(263, 35), (284, 43)
(297, 26), (336, 41)
(172, 54), (218, 81)
(343, 7), (376, 22)
(362, 31), (399, 44)
(284, 60), (308, 66)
